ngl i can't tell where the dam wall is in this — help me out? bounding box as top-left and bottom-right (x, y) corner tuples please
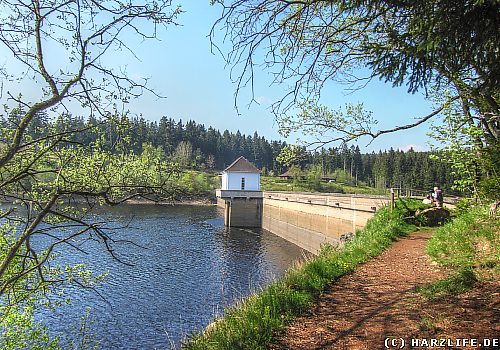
(217, 190), (390, 254)
(261, 192), (389, 253)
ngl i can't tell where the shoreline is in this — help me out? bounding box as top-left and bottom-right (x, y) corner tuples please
(123, 197), (217, 206)
(0, 196), (217, 207)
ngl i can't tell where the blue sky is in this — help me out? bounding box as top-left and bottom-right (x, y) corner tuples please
(123, 2), (438, 153)
(0, 1), (438, 153)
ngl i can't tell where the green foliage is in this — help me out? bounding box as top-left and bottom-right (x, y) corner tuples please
(305, 164), (322, 190)
(429, 93), (499, 200)
(214, 0), (499, 135)
(426, 206), (499, 271)
(0, 142), (176, 204)
(417, 268), (477, 300)
(476, 141), (500, 200)
(173, 171), (219, 197)
(275, 145), (308, 169)
(277, 102), (376, 144)
(304, 146), (454, 193)
(67, 308), (100, 350)
(452, 198), (476, 216)
(0, 222), (102, 350)
(212, 0), (498, 198)
(1, 303), (100, 350)
(183, 203), (415, 349)
(287, 166), (303, 187)
(6, 114), (457, 192)
(1, 114), (290, 174)
(0, 122), (178, 347)
(1, 0), (182, 346)
(331, 169), (355, 186)
(1, 303), (60, 350)
(173, 141), (194, 168)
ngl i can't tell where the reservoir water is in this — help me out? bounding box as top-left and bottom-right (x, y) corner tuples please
(37, 204), (306, 349)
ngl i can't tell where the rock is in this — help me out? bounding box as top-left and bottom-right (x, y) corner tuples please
(340, 232), (355, 244)
(415, 207), (451, 226)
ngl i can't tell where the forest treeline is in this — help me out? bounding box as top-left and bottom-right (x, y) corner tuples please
(2, 112), (455, 192)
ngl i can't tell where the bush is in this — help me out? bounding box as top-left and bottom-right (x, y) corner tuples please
(172, 171), (218, 197)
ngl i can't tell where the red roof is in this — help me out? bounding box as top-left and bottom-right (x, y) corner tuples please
(223, 156), (260, 173)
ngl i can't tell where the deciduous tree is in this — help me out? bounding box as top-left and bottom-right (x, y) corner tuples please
(211, 0), (498, 141)
(211, 0), (499, 195)
(0, 0), (181, 346)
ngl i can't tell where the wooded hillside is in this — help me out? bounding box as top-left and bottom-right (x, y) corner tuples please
(2, 111), (455, 192)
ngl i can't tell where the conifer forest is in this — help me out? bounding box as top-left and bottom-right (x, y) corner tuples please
(2, 112), (456, 193)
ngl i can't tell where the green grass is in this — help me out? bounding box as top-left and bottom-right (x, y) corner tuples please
(416, 268), (477, 300)
(182, 200), (418, 349)
(426, 206), (499, 270)
(260, 176), (386, 195)
(418, 205), (499, 299)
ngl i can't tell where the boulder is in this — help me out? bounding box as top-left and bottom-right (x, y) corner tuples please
(415, 207), (451, 226)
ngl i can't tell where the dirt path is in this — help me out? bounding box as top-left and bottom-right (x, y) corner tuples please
(270, 230), (499, 349)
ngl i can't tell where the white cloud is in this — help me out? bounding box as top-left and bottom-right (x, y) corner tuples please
(255, 95), (272, 105)
(399, 144), (427, 152)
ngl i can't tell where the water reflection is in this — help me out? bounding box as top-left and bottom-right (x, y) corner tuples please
(33, 204), (305, 349)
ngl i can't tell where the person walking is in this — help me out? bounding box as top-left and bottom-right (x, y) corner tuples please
(433, 186), (443, 208)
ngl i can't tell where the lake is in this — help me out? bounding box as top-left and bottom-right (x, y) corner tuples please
(37, 204), (306, 349)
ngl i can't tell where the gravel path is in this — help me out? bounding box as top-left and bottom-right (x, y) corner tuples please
(270, 230), (499, 349)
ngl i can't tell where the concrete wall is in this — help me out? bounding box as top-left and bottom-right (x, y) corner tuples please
(261, 192), (389, 254)
(222, 198), (262, 227)
(217, 190), (390, 254)
(221, 172), (260, 191)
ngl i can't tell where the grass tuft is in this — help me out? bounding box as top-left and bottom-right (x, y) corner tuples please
(417, 268), (477, 300)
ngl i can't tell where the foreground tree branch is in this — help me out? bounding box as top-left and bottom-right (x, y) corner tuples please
(211, 0), (499, 145)
(0, 1), (182, 346)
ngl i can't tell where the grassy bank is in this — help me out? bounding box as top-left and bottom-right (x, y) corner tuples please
(261, 176), (386, 195)
(418, 205), (499, 299)
(183, 201), (417, 349)
(169, 172), (388, 199)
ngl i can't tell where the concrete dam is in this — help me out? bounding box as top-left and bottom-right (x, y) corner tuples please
(216, 190), (389, 254)
(217, 156), (390, 254)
